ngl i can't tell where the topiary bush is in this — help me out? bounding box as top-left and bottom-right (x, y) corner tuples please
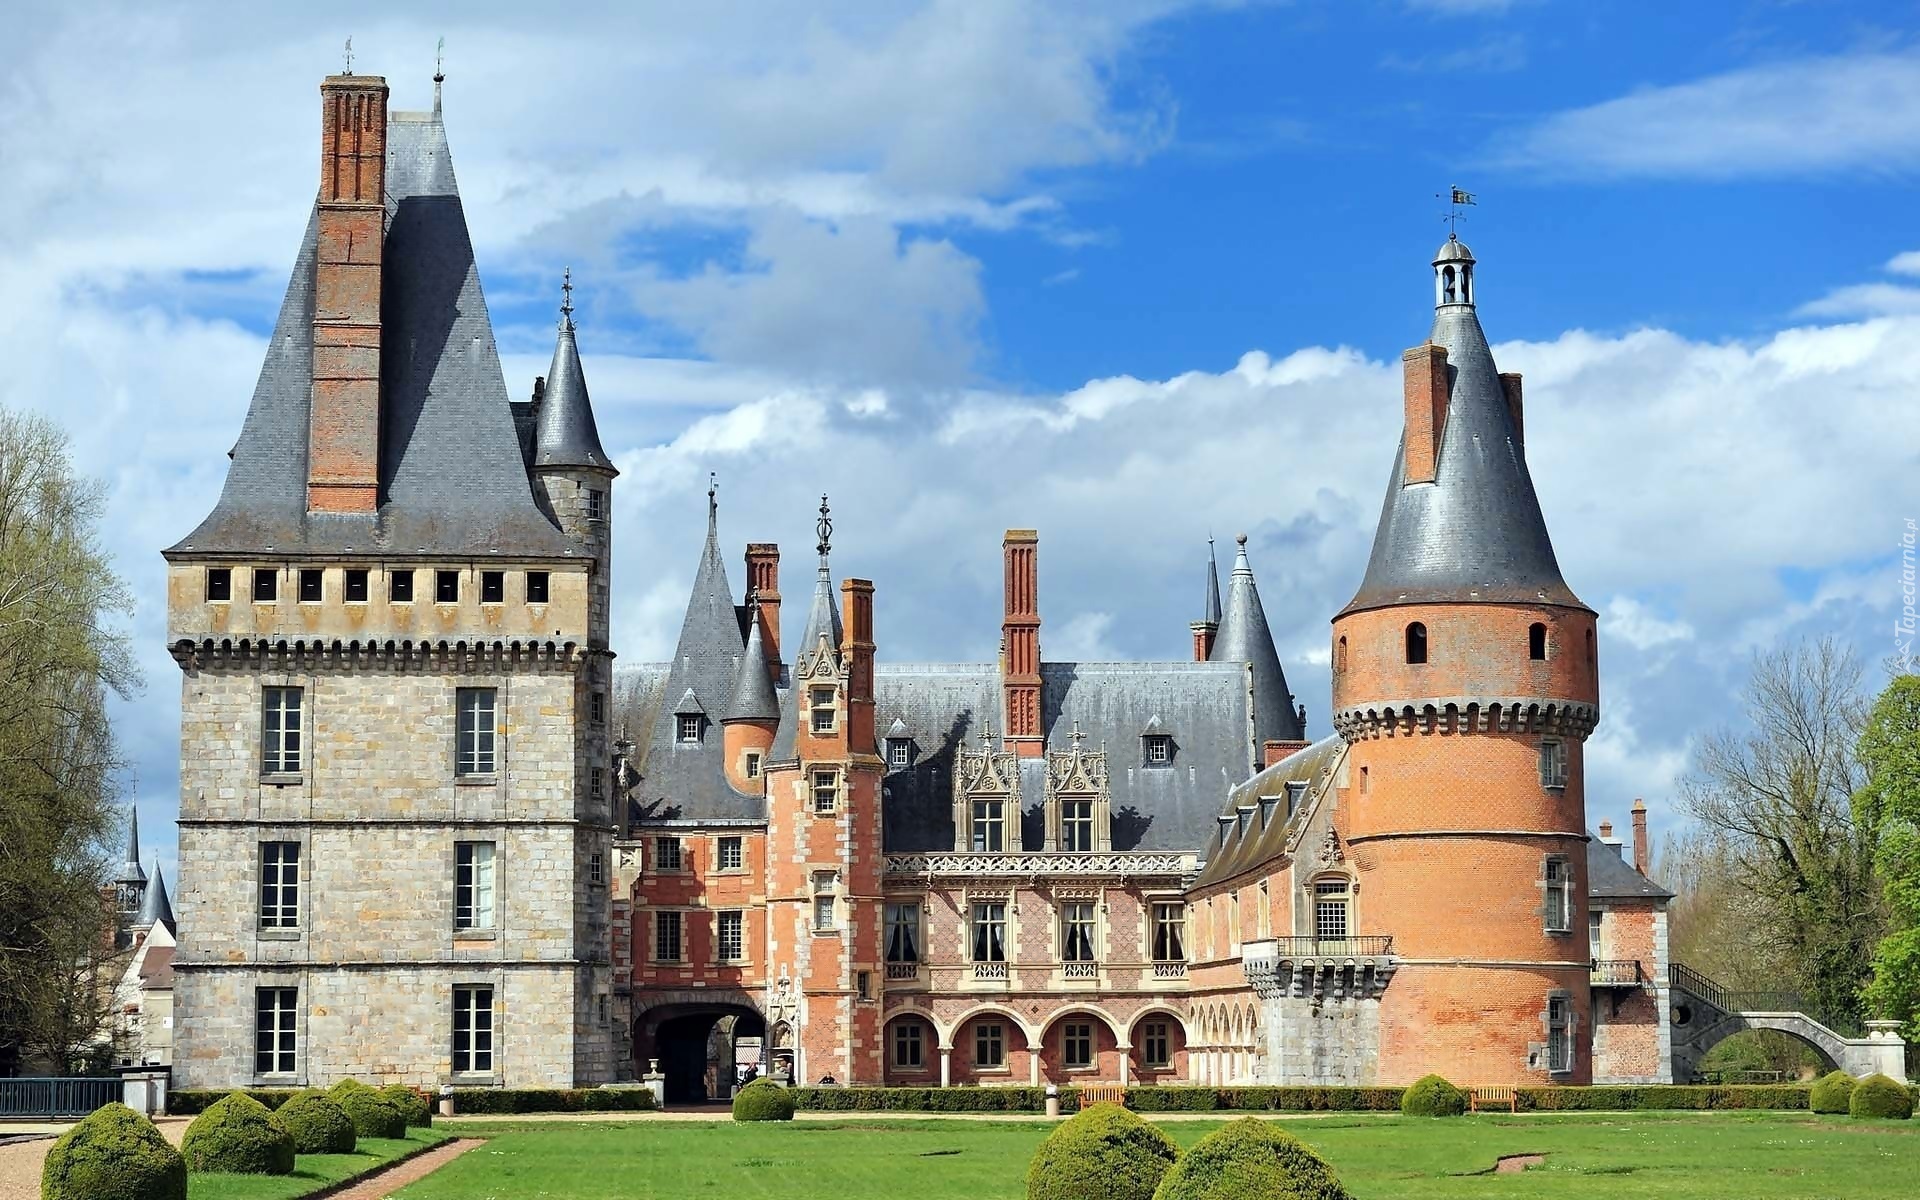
(1025, 1101), (1179, 1200)
(732, 1077), (797, 1121)
(1400, 1074), (1466, 1117)
(328, 1079), (409, 1139)
(1151, 1116), (1352, 1200)
(1809, 1070), (1857, 1115)
(378, 1083), (433, 1128)
(180, 1092), (295, 1176)
(1849, 1073), (1915, 1120)
(274, 1090), (357, 1155)
(41, 1102), (187, 1200)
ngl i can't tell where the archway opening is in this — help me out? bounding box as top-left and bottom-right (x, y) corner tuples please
(633, 1004), (765, 1104)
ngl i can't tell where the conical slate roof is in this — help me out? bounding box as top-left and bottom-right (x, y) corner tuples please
(534, 281), (615, 472)
(1209, 536), (1304, 743)
(1342, 241), (1586, 615)
(725, 615), (780, 722)
(116, 810), (146, 886)
(1202, 539), (1222, 626)
(771, 497), (843, 763)
(136, 866), (175, 930)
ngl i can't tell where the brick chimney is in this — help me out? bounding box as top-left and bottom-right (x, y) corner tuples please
(840, 579), (876, 756)
(1002, 530), (1043, 758)
(1499, 372), (1524, 449)
(1631, 798), (1650, 875)
(747, 543), (781, 682)
(1401, 343), (1449, 485)
(308, 73), (389, 514)
(1262, 739), (1310, 768)
(1190, 621), (1216, 662)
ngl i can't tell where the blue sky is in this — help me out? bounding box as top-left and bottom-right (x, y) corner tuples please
(2, 0), (1917, 892)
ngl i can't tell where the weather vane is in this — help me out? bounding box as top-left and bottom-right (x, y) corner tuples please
(1438, 185), (1475, 237)
(560, 266), (573, 327)
(435, 36), (445, 82)
(343, 36), (353, 75)
(816, 495), (833, 558)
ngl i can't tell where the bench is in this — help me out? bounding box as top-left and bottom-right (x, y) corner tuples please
(1078, 1085), (1127, 1109)
(1468, 1086), (1516, 1114)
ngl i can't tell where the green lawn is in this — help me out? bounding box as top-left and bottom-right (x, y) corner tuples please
(391, 1113), (1916, 1199)
(190, 1128), (449, 1200)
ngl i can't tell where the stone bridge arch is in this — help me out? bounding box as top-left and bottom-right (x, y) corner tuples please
(1673, 1011), (1847, 1082)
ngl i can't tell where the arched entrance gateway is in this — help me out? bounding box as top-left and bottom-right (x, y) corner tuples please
(631, 991), (766, 1105)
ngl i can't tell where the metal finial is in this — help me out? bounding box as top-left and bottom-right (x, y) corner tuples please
(1236, 532), (1248, 547)
(708, 471), (717, 511)
(1438, 185), (1475, 236)
(980, 728), (997, 752)
(559, 267), (574, 331)
(343, 36), (353, 75)
(435, 36), (446, 82)
(816, 494), (833, 558)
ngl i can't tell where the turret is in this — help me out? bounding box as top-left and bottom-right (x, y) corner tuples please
(114, 809), (148, 922)
(134, 863), (175, 933)
(1209, 534), (1305, 761)
(531, 270), (618, 648)
(722, 603), (780, 792)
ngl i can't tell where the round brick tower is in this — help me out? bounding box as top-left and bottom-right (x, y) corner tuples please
(1330, 234), (1599, 1085)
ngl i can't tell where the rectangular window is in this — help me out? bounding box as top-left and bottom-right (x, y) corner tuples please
(718, 910), (744, 962)
(526, 571), (550, 604)
(1152, 902), (1187, 962)
(971, 798), (1005, 852)
(253, 568), (278, 602)
(456, 688), (498, 776)
(974, 1022), (1004, 1068)
(892, 1022), (923, 1068)
(654, 911), (684, 962)
(813, 872), (837, 932)
(1063, 1021), (1094, 1070)
(436, 570), (460, 603)
(1540, 739), (1567, 789)
(586, 489), (604, 520)
(745, 752), (762, 779)
(970, 902), (1007, 962)
(718, 836), (743, 872)
(1060, 901), (1096, 962)
(889, 739), (912, 767)
(676, 714), (702, 743)
(206, 567), (231, 602)
(885, 902), (920, 963)
(591, 768), (604, 800)
(655, 837), (683, 873)
(810, 687), (836, 733)
(1061, 798), (1095, 852)
(254, 987), (297, 1075)
(590, 852), (604, 885)
(591, 690), (606, 726)
(261, 686), (304, 774)
(1144, 735), (1171, 765)
(481, 570), (505, 604)
(344, 568), (368, 603)
(1547, 995), (1572, 1073)
(1545, 858), (1572, 933)
(455, 842), (496, 930)
(259, 842), (300, 929)
(1313, 879), (1349, 942)
(812, 770), (837, 814)
(1257, 879), (1271, 939)
(452, 985), (494, 1075)
(390, 569), (414, 603)
(298, 568), (322, 603)
(1142, 1021), (1171, 1069)
(857, 970), (870, 1000)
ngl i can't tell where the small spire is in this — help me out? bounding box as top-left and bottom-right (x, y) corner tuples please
(816, 494), (833, 560)
(559, 266), (574, 332)
(433, 37), (446, 113)
(706, 473), (719, 539)
(343, 35), (354, 76)
(116, 809), (147, 886)
(1203, 536), (1222, 626)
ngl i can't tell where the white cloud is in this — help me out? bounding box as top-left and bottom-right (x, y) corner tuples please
(1796, 282), (1920, 318)
(1494, 50), (1920, 178)
(1603, 597), (1695, 651)
(1886, 250), (1920, 276)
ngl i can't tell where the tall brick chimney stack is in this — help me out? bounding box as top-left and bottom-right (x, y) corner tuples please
(747, 543), (782, 682)
(1001, 530), (1043, 758)
(308, 73), (389, 513)
(841, 580), (876, 757)
(1631, 798), (1650, 875)
(1401, 343), (1449, 485)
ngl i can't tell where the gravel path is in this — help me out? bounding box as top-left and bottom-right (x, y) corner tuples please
(0, 1118), (189, 1200)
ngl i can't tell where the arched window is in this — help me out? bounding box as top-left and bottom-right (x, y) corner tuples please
(1405, 622), (1428, 665)
(1460, 264), (1473, 304)
(1441, 266), (1457, 304)
(1335, 635), (1348, 671)
(1528, 623), (1547, 661)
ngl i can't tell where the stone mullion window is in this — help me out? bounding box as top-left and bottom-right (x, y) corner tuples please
(1141, 1020), (1171, 1068)
(452, 983), (495, 1075)
(261, 685), (304, 776)
(653, 910), (684, 963)
(456, 687), (499, 777)
(884, 901), (920, 965)
(891, 1022), (924, 1069)
(1062, 1021), (1094, 1070)
(258, 841), (302, 930)
(455, 842), (497, 931)
(716, 910), (745, 963)
(1151, 902), (1186, 963)
(970, 797), (1006, 852)
(1545, 992), (1573, 1074)
(974, 1021), (1004, 1068)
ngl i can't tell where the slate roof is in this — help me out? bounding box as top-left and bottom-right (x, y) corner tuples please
(725, 618), (781, 722)
(1210, 537), (1305, 744)
(116, 811), (146, 887)
(1587, 839), (1673, 900)
(534, 306), (615, 472)
(136, 866), (175, 930)
(769, 549), (845, 763)
(1194, 735), (1347, 887)
(1340, 243), (1587, 615)
(1202, 541), (1222, 626)
(168, 106), (574, 559)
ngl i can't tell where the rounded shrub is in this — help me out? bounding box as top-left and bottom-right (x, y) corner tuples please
(1025, 1101), (1179, 1200)
(181, 1092), (295, 1176)
(1151, 1117), (1352, 1200)
(42, 1102), (187, 1200)
(378, 1083), (434, 1129)
(1849, 1073), (1915, 1120)
(732, 1077), (796, 1122)
(275, 1090), (357, 1154)
(1399, 1074), (1466, 1118)
(328, 1079), (408, 1139)
(1809, 1070), (1857, 1115)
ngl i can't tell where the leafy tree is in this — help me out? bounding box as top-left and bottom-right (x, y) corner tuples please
(0, 407), (140, 1073)
(1855, 674), (1920, 1040)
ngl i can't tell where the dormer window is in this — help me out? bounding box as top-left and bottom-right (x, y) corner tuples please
(810, 687), (836, 734)
(1143, 735), (1173, 766)
(887, 738), (913, 769)
(1061, 798), (1095, 851)
(676, 714), (703, 743)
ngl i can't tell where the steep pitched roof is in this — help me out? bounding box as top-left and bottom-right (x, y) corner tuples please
(1209, 536), (1305, 744)
(1195, 735), (1347, 887)
(725, 617), (781, 722)
(534, 287), (615, 472)
(1201, 539), (1222, 626)
(1341, 240), (1586, 614)
(116, 810), (146, 887)
(1587, 839), (1673, 900)
(168, 104), (573, 558)
(136, 866), (175, 930)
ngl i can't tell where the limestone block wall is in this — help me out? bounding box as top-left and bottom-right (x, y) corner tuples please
(1258, 994), (1382, 1084)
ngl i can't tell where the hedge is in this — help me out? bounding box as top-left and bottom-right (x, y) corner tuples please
(1026, 1104), (1177, 1200)
(789, 1086), (1405, 1113)
(450, 1087), (658, 1114)
(1515, 1085), (1811, 1111)
(328, 1081), (408, 1139)
(1849, 1074), (1914, 1120)
(274, 1090), (357, 1155)
(794, 1086), (1076, 1112)
(168, 1089), (299, 1115)
(41, 1103), (187, 1200)
(378, 1084), (433, 1129)
(1809, 1071), (1856, 1115)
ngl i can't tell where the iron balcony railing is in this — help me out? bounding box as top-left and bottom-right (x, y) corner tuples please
(1590, 959), (1646, 987)
(1259, 935), (1394, 958)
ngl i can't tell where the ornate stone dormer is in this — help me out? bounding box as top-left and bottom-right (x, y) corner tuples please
(1044, 722), (1111, 852)
(953, 730), (1021, 853)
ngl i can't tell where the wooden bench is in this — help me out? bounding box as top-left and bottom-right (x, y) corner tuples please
(1078, 1085), (1127, 1109)
(1468, 1086), (1516, 1114)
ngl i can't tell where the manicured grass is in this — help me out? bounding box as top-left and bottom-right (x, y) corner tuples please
(190, 1128), (448, 1200)
(393, 1113), (1919, 1199)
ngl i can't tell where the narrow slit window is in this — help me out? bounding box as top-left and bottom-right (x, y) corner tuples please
(1405, 622), (1428, 664)
(1529, 622), (1547, 661)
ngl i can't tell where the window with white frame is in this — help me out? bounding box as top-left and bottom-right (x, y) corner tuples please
(254, 987), (297, 1075)
(888, 738), (912, 768)
(971, 901), (1007, 962)
(1060, 901), (1097, 962)
(810, 687), (836, 733)
(261, 687), (304, 774)
(974, 1021), (1004, 1068)
(452, 984), (494, 1074)
(892, 1022), (924, 1069)
(1313, 877), (1349, 942)
(1061, 798), (1095, 851)
(1143, 735), (1172, 765)
(585, 488), (604, 521)
(745, 752), (762, 779)
(456, 688), (497, 776)
(1547, 994), (1572, 1073)
(971, 798), (1005, 852)
(676, 713), (702, 743)
(1063, 1021), (1094, 1070)
(885, 902), (920, 963)
(655, 836), (683, 873)
(812, 872), (838, 931)
(717, 910), (744, 962)
(455, 842), (497, 930)
(259, 842), (300, 929)
(654, 910), (684, 962)
(1142, 1020), (1171, 1068)
(1544, 858), (1572, 933)
(1152, 902), (1186, 962)
(717, 835), (743, 872)
(1540, 739), (1567, 789)
(812, 770), (838, 814)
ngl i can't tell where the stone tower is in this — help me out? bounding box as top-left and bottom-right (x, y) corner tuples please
(164, 70), (614, 1089)
(1329, 234), (1599, 1085)
(761, 499), (886, 1084)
